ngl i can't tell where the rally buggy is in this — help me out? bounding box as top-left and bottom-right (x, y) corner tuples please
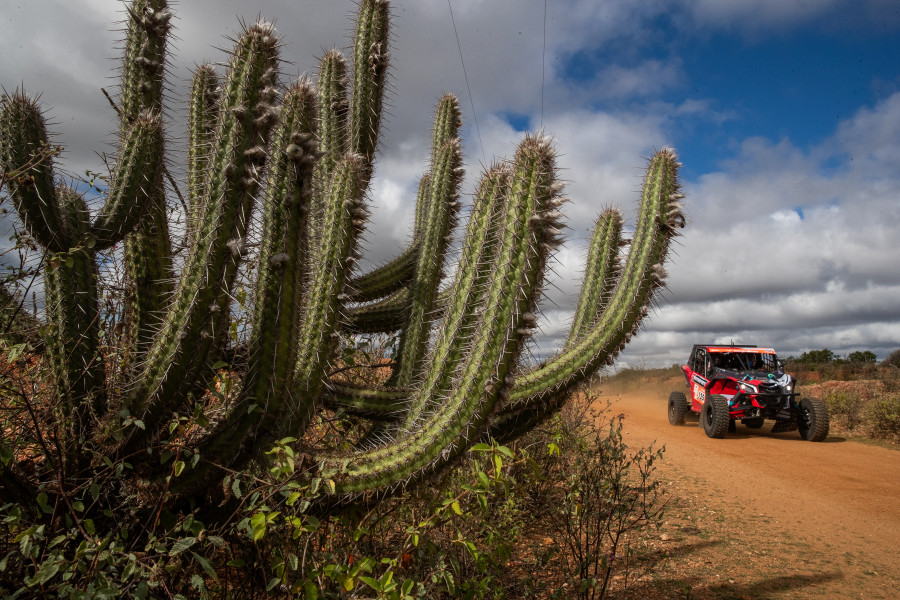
(668, 344), (829, 441)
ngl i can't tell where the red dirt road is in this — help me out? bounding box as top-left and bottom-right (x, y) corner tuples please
(598, 380), (900, 599)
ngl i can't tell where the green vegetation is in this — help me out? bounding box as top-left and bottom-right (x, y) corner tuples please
(847, 350), (877, 364)
(884, 348), (900, 369)
(822, 383), (900, 443)
(0, 0), (683, 595)
(788, 347), (881, 367)
(793, 348), (837, 364)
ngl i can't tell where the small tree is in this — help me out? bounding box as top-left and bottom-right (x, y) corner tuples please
(885, 349), (900, 369)
(798, 348), (836, 364)
(847, 350), (877, 364)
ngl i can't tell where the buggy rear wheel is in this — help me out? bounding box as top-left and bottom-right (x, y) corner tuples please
(798, 396), (829, 442)
(701, 394), (730, 438)
(668, 391), (688, 425)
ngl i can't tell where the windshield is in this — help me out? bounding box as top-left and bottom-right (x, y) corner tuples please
(710, 351), (778, 372)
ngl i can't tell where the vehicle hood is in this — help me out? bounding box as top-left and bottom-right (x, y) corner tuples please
(713, 368), (790, 386)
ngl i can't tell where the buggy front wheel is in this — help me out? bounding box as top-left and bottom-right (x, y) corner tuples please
(701, 394), (730, 438)
(798, 397), (829, 442)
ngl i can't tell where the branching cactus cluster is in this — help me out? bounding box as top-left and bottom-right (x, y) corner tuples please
(0, 0), (684, 508)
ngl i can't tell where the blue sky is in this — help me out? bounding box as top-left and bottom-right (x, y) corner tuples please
(555, 9), (900, 178)
(1, 0), (899, 367)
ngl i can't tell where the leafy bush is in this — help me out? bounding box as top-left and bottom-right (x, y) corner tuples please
(825, 390), (862, 429)
(553, 420), (663, 599)
(0, 386), (665, 598)
(864, 396), (900, 441)
(517, 394), (666, 600)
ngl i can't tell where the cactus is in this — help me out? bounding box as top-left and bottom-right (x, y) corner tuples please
(0, 0), (683, 511)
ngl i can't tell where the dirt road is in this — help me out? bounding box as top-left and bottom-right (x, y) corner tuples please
(598, 379), (900, 599)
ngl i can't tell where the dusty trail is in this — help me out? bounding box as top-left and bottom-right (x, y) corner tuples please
(598, 380), (900, 599)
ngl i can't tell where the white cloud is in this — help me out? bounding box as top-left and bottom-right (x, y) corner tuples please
(682, 0), (845, 29)
(616, 91), (900, 366)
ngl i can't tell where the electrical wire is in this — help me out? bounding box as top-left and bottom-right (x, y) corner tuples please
(447, 0), (486, 164)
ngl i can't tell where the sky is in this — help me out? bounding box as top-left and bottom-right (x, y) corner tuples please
(1, 0), (899, 368)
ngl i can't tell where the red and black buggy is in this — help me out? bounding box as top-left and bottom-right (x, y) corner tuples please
(668, 344), (829, 441)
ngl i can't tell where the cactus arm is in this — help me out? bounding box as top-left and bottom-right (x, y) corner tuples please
(323, 383), (410, 419)
(399, 163), (510, 426)
(117, 0), (175, 357)
(187, 63), (221, 240)
(239, 80), (318, 423)
(309, 0), (389, 244)
(284, 155), (367, 435)
(172, 82), (318, 489)
(118, 22), (280, 452)
(188, 64), (220, 206)
(389, 139), (463, 387)
(317, 135), (561, 496)
(347, 89), (460, 305)
(385, 95), (463, 383)
(122, 206), (173, 355)
(306, 49), (350, 263)
(430, 95), (463, 168)
(89, 112), (164, 250)
(120, 0), (170, 118)
(344, 287), (409, 334)
(566, 208), (624, 346)
(505, 149), (683, 410)
(347, 245), (418, 302)
(44, 188), (105, 468)
(411, 174), (432, 243)
(0, 93), (70, 252)
(347, 96), (462, 301)
(314, 50), (349, 199)
(349, 0), (389, 186)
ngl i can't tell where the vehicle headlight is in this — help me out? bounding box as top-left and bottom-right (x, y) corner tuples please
(738, 382), (757, 394)
(785, 382), (793, 392)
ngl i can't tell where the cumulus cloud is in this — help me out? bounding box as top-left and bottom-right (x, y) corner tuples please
(616, 92), (900, 367)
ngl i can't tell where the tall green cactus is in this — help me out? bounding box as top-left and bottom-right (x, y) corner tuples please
(0, 0), (684, 511)
(0, 89), (163, 469)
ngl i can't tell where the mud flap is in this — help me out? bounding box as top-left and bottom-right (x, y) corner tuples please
(771, 420), (798, 433)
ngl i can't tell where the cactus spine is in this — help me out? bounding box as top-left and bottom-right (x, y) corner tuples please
(0, 0), (684, 510)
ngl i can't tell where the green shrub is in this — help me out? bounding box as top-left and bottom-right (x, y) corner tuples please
(522, 394), (666, 600)
(825, 390), (862, 429)
(864, 396), (900, 440)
